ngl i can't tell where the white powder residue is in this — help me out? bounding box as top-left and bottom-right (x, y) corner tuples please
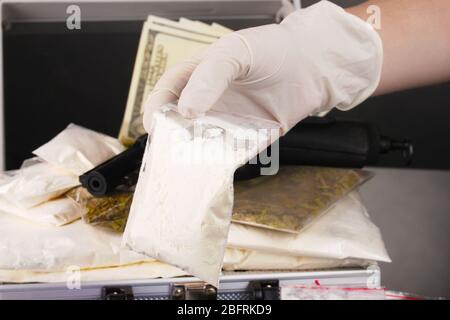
(33, 123), (125, 176)
(122, 105), (279, 286)
(0, 161), (79, 209)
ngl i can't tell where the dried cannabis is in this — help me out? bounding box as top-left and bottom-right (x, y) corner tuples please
(232, 166), (372, 233)
(67, 187), (133, 232)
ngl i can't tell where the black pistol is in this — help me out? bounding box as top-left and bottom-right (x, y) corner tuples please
(79, 134), (148, 196)
(80, 117), (413, 196)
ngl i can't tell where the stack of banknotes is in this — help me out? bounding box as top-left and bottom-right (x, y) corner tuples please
(119, 16), (232, 146)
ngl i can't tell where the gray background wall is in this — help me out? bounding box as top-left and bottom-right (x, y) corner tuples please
(318, 0), (450, 298)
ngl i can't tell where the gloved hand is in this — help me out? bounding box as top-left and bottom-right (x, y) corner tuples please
(143, 0), (383, 135)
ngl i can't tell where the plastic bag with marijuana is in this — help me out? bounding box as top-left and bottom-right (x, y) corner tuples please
(67, 186), (133, 232)
(232, 166), (373, 233)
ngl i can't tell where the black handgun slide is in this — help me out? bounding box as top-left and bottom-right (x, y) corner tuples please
(80, 117), (413, 196)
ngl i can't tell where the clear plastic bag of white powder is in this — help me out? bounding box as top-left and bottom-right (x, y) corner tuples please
(123, 105), (280, 286)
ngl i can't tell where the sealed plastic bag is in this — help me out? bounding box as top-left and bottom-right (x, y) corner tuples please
(0, 211), (150, 271)
(222, 248), (371, 271)
(233, 166), (372, 233)
(0, 196), (82, 226)
(67, 187), (133, 232)
(123, 106), (280, 286)
(227, 192), (391, 262)
(33, 124), (125, 175)
(0, 160), (79, 209)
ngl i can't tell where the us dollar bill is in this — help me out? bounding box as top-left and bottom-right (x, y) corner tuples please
(119, 17), (231, 146)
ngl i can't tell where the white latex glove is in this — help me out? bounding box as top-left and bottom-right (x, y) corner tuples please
(143, 1), (383, 134)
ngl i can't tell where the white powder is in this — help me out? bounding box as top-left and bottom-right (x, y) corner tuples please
(33, 124), (125, 176)
(0, 212), (150, 271)
(0, 123), (125, 216)
(0, 196), (82, 226)
(123, 106), (279, 286)
(0, 160), (79, 209)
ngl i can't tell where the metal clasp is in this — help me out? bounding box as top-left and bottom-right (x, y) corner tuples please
(171, 282), (217, 300)
(249, 280), (280, 300)
(101, 286), (134, 300)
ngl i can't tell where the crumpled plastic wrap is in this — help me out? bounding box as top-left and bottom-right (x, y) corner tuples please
(0, 196), (82, 226)
(0, 124), (126, 225)
(33, 123), (125, 176)
(0, 160), (79, 209)
(0, 210), (149, 271)
(0, 161), (81, 225)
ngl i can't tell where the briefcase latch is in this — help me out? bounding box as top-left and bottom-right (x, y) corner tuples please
(171, 282), (217, 300)
(101, 286), (134, 300)
(249, 280), (280, 300)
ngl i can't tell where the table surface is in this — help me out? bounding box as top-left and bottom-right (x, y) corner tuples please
(359, 167), (450, 298)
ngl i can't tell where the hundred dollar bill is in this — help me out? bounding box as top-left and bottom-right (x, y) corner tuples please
(141, 16), (228, 105)
(119, 17), (231, 145)
(152, 16), (226, 36)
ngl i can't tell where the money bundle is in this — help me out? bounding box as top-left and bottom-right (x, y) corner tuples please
(119, 16), (232, 145)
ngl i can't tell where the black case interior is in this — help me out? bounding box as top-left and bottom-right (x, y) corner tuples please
(3, 18), (450, 170)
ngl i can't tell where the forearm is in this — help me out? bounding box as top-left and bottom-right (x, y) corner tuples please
(347, 0), (450, 96)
